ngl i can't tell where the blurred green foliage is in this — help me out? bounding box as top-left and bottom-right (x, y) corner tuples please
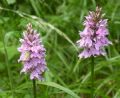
(0, 0), (120, 98)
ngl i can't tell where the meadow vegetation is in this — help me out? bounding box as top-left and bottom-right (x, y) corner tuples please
(0, 0), (120, 98)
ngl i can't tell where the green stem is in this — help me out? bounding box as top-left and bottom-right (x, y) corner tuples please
(33, 79), (37, 98)
(91, 56), (94, 98)
(2, 33), (14, 98)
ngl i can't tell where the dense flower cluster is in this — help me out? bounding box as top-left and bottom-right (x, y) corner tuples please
(77, 7), (112, 58)
(18, 23), (47, 80)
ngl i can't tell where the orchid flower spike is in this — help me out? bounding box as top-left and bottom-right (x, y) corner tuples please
(18, 23), (47, 80)
(77, 7), (112, 58)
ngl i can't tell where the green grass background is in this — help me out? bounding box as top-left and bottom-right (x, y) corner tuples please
(0, 0), (120, 98)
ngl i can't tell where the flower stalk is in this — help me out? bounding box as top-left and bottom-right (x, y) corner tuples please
(91, 56), (94, 98)
(33, 79), (36, 98)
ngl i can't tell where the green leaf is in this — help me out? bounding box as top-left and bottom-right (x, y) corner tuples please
(114, 89), (120, 98)
(37, 81), (80, 98)
(6, 0), (16, 5)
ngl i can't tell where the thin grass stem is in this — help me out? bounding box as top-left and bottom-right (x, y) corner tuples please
(2, 32), (15, 98)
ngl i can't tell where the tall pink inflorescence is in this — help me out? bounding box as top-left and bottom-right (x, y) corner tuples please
(18, 23), (47, 80)
(77, 7), (112, 58)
